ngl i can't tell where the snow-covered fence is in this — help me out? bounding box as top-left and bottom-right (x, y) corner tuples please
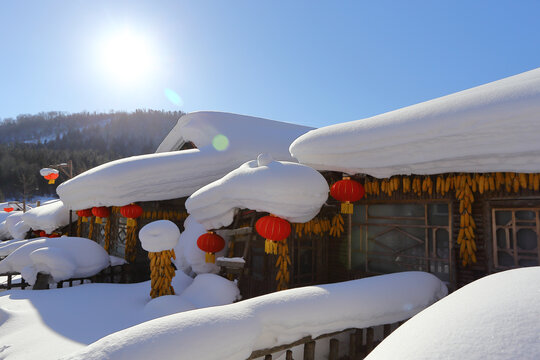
(0, 272), (29, 290)
(248, 321), (406, 359)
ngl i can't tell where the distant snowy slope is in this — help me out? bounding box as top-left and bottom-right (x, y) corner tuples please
(58, 112), (313, 210)
(290, 68), (540, 177)
(366, 267), (540, 360)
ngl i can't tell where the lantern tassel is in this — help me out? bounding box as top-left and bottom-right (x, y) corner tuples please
(48, 179), (55, 184)
(95, 217), (102, 225)
(205, 252), (215, 263)
(265, 239), (278, 255)
(341, 202), (354, 214)
(82, 216), (88, 223)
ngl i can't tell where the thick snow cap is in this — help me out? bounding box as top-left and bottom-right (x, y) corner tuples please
(57, 111), (312, 210)
(366, 267), (540, 360)
(139, 220), (180, 252)
(290, 68), (540, 178)
(21, 199), (75, 234)
(186, 154), (329, 230)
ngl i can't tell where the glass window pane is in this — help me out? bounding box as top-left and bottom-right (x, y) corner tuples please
(516, 229), (538, 251)
(516, 211), (535, 221)
(368, 204), (424, 218)
(428, 204), (449, 226)
(497, 251), (514, 267)
(496, 228), (507, 249)
(495, 211), (511, 226)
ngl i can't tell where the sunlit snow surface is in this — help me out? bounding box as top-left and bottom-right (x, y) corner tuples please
(290, 68), (540, 177)
(57, 111), (312, 210)
(21, 199), (76, 234)
(186, 156), (329, 230)
(366, 267), (540, 360)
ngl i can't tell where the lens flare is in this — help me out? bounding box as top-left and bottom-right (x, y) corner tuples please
(212, 134), (229, 151)
(164, 88), (184, 107)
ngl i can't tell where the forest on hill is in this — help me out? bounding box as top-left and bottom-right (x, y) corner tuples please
(0, 109), (183, 200)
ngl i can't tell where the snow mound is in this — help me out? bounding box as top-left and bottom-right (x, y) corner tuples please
(5, 211), (31, 240)
(0, 238), (34, 257)
(0, 237), (110, 285)
(21, 199), (75, 234)
(174, 215), (228, 275)
(186, 156), (329, 230)
(64, 272), (446, 360)
(290, 68), (540, 177)
(366, 267), (540, 360)
(57, 111), (312, 210)
(139, 220), (180, 252)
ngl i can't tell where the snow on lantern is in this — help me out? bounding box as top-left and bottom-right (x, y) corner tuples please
(3, 207), (13, 212)
(330, 176), (365, 214)
(40, 168), (59, 184)
(256, 215), (291, 255)
(197, 232), (225, 263)
(120, 203), (143, 262)
(76, 208), (93, 222)
(91, 206), (110, 224)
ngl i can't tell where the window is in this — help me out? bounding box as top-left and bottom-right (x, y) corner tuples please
(352, 202), (453, 284)
(492, 208), (540, 269)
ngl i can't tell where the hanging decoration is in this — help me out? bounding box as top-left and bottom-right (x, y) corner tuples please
(330, 176), (365, 214)
(120, 203), (143, 262)
(40, 168), (60, 184)
(3, 207), (13, 212)
(275, 241), (291, 291)
(148, 249), (177, 298)
(76, 209), (93, 223)
(91, 206), (110, 225)
(256, 215), (291, 255)
(197, 232), (225, 263)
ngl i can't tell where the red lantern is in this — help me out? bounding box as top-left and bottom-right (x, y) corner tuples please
(48, 233), (61, 238)
(44, 172), (59, 184)
(330, 176), (365, 214)
(92, 206), (110, 224)
(39, 230), (47, 237)
(120, 204), (143, 226)
(3, 207), (14, 212)
(256, 215), (291, 254)
(76, 208), (93, 223)
(197, 232), (225, 263)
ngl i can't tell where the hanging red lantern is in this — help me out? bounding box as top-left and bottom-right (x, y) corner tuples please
(3, 207), (14, 212)
(256, 215), (291, 255)
(120, 204), (143, 226)
(197, 232), (225, 263)
(39, 230), (47, 237)
(48, 233), (61, 238)
(44, 172), (59, 184)
(76, 208), (93, 223)
(330, 176), (365, 214)
(92, 206), (110, 224)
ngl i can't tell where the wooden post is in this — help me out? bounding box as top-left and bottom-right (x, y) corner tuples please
(366, 328), (374, 354)
(349, 332), (356, 359)
(303, 340), (315, 360)
(285, 350), (293, 360)
(264, 355), (272, 360)
(329, 338), (339, 360)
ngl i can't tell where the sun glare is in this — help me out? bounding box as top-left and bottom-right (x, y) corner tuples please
(100, 29), (155, 84)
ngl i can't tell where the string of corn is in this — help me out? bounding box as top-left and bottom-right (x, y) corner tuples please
(76, 217), (82, 237)
(103, 217), (112, 253)
(329, 214), (344, 238)
(87, 216), (95, 240)
(124, 218), (138, 262)
(275, 242), (291, 291)
(149, 249), (176, 298)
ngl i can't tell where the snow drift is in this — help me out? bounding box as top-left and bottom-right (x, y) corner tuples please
(5, 211), (30, 240)
(290, 67), (540, 177)
(64, 272), (447, 360)
(57, 111), (312, 210)
(186, 154), (329, 230)
(366, 267), (540, 360)
(0, 237), (110, 285)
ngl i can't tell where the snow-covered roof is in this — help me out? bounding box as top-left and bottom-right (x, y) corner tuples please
(21, 199), (75, 234)
(186, 154), (329, 230)
(290, 68), (540, 178)
(366, 267), (540, 360)
(57, 112), (313, 210)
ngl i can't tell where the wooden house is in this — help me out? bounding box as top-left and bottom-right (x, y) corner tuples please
(202, 68), (540, 297)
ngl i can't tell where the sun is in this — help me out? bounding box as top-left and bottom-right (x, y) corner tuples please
(100, 29), (155, 84)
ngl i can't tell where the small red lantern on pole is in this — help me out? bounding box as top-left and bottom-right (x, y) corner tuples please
(92, 206), (110, 224)
(197, 232), (225, 263)
(76, 208), (93, 223)
(330, 176), (365, 214)
(40, 168), (60, 184)
(3, 207), (14, 212)
(256, 215), (291, 255)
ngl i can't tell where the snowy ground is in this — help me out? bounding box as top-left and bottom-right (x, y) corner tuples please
(0, 272), (239, 360)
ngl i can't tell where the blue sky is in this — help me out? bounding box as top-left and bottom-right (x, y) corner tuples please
(0, 1), (539, 128)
